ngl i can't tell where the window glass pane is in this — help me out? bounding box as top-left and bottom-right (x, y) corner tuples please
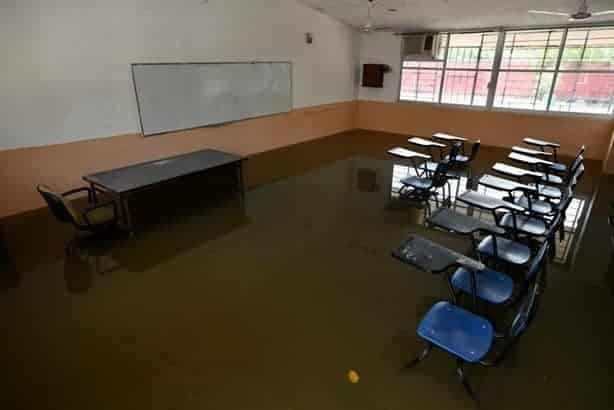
(478, 33), (499, 69)
(560, 27), (614, 71)
(550, 72), (614, 114)
(500, 30), (563, 70)
(494, 71), (554, 110)
(403, 60), (444, 69)
(400, 68), (442, 102)
(446, 32), (498, 69)
(441, 70), (490, 106)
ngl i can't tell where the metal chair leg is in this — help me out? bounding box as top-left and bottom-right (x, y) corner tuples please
(456, 360), (480, 408)
(403, 343), (432, 369)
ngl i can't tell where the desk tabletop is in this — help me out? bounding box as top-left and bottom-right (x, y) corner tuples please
(433, 132), (468, 142)
(84, 149), (243, 194)
(408, 137), (446, 148)
(509, 152), (555, 166)
(524, 137), (561, 148)
(493, 162), (544, 178)
(512, 146), (552, 157)
(387, 147), (431, 159)
(392, 234), (485, 274)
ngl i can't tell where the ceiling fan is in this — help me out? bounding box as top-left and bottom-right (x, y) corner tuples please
(529, 0), (614, 21)
(362, 0), (378, 32)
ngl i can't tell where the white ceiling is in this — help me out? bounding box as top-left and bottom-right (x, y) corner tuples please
(299, 0), (614, 31)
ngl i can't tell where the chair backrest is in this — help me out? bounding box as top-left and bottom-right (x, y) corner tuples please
(37, 185), (84, 227)
(576, 145), (586, 159)
(431, 160), (452, 188)
(568, 161), (585, 189)
(525, 240), (549, 282)
(511, 242), (549, 337)
(447, 142), (462, 163)
(468, 140), (481, 162)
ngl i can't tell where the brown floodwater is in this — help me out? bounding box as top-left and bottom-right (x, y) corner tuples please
(1, 130), (613, 410)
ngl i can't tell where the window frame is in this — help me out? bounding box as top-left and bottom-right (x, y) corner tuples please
(397, 24), (614, 118)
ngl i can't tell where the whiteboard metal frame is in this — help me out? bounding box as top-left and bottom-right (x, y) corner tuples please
(130, 61), (294, 137)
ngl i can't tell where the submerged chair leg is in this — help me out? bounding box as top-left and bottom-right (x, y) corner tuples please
(456, 360), (480, 407)
(403, 343), (432, 369)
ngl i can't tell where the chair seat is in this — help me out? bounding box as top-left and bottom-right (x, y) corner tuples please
(421, 161), (464, 178)
(550, 162), (567, 173)
(400, 176), (433, 190)
(446, 154), (469, 163)
(417, 301), (494, 363)
(514, 195), (553, 215)
(84, 204), (116, 225)
(536, 185), (562, 199)
(478, 235), (531, 265)
(451, 267), (514, 304)
(500, 213), (547, 236)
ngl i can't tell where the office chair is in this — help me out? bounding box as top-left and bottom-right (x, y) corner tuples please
(37, 185), (118, 233)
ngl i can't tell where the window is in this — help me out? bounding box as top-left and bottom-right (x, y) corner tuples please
(494, 29), (564, 110)
(550, 27), (614, 114)
(441, 32), (498, 106)
(399, 26), (614, 115)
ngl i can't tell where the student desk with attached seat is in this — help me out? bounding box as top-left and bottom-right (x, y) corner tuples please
(523, 137), (560, 161)
(408, 137), (447, 160)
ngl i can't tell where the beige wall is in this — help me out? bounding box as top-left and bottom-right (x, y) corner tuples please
(3, 99), (614, 218)
(0, 102), (356, 218)
(355, 100), (614, 160)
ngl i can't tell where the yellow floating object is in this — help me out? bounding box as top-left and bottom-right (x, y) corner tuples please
(347, 369), (360, 384)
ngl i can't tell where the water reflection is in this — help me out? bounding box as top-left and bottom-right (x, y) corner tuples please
(0, 231), (19, 291)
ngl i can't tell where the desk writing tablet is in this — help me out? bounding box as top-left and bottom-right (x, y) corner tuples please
(432, 133), (468, 142)
(428, 208), (505, 236)
(387, 147), (431, 160)
(458, 191), (525, 212)
(492, 163), (544, 179)
(408, 137), (446, 148)
(508, 152), (555, 167)
(523, 137), (560, 148)
(512, 146), (552, 157)
(392, 234), (484, 274)
(478, 174), (536, 193)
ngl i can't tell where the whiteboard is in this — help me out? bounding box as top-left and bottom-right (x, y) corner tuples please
(131, 62), (292, 136)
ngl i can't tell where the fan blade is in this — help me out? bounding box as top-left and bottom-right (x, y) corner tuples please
(528, 10), (570, 17)
(593, 10), (614, 16)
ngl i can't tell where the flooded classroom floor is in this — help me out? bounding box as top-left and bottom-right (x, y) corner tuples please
(1, 130), (613, 410)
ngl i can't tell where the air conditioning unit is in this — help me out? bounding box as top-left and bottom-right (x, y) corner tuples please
(402, 34), (443, 61)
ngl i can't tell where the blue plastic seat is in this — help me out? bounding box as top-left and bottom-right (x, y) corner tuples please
(400, 176), (433, 190)
(478, 235), (531, 265)
(541, 173), (563, 185)
(451, 267), (514, 304)
(417, 301), (494, 363)
(513, 195), (553, 215)
(536, 184), (561, 199)
(499, 213), (547, 236)
(550, 162), (567, 173)
(446, 154), (469, 163)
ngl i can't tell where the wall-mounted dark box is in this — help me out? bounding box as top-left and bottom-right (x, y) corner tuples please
(362, 64), (385, 88)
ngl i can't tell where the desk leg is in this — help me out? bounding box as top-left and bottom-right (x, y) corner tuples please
(119, 195), (134, 234)
(237, 162), (245, 207)
(90, 183), (98, 203)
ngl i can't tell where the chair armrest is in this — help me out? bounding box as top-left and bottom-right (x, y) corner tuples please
(63, 187), (93, 203)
